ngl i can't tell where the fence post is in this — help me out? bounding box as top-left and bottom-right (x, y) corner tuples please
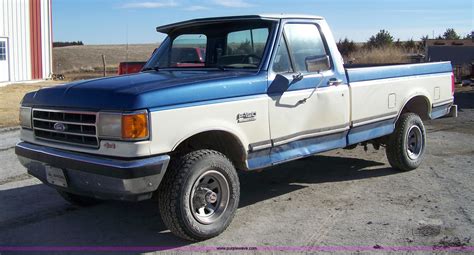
(102, 54), (107, 77)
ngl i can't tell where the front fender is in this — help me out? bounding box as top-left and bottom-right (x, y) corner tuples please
(148, 96), (270, 156)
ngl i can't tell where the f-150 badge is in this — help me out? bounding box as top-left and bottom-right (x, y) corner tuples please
(237, 112), (256, 123)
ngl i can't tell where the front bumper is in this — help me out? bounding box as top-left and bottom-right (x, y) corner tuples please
(15, 142), (170, 201)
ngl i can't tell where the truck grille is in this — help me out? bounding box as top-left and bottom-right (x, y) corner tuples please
(32, 109), (99, 148)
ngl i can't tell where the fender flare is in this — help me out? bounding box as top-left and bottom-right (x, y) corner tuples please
(171, 126), (248, 153)
(395, 92), (432, 123)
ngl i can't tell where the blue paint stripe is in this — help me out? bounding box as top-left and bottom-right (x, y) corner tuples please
(149, 94), (267, 112)
(247, 131), (347, 170)
(347, 119), (396, 145)
(247, 118), (398, 170)
(430, 103), (451, 119)
(346, 62), (452, 83)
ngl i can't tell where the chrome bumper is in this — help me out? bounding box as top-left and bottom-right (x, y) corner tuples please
(15, 142), (170, 201)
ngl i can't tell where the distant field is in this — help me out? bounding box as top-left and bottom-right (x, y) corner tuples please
(53, 44), (158, 80)
(52, 43), (417, 81)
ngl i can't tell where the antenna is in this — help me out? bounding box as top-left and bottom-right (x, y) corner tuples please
(126, 15), (129, 63)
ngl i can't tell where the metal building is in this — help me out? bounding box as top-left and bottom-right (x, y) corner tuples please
(426, 39), (474, 81)
(0, 0), (52, 83)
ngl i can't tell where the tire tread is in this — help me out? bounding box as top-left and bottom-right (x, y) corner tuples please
(158, 149), (236, 241)
(386, 113), (425, 171)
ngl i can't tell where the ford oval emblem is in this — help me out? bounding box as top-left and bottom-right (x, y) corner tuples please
(53, 122), (67, 132)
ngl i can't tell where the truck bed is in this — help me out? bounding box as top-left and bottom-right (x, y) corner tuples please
(345, 61), (454, 145)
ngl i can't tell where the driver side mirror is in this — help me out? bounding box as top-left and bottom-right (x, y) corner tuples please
(305, 55), (331, 73)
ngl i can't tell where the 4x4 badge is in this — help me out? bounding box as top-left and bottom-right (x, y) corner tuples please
(237, 112), (256, 123)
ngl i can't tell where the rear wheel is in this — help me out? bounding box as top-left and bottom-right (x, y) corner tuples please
(157, 150), (240, 241)
(57, 190), (102, 207)
(386, 113), (426, 171)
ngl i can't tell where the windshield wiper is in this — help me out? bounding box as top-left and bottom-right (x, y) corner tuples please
(141, 66), (159, 72)
(216, 65), (258, 71)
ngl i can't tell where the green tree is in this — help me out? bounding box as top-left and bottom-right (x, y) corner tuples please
(464, 32), (473, 39)
(367, 29), (394, 48)
(394, 39), (403, 48)
(417, 35), (429, 51)
(236, 40), (252, 54)
(442, 28), (460, 40)
(404, 39), (416, 50)
(337, 38), (357, 57)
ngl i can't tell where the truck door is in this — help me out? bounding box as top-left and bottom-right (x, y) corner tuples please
(267, 22), (350, 164)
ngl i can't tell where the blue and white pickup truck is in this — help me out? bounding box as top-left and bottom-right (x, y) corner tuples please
(16, 15), (457, 240)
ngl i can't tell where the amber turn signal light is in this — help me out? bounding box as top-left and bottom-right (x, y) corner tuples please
(122, 113), (148, 140)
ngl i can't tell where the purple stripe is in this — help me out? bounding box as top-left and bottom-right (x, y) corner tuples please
(0, 246), (473, 252)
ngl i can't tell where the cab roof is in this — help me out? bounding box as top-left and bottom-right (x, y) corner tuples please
(156, 14), (324, 33)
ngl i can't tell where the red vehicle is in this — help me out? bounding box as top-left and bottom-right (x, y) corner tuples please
(118, 47), (205, 75)
(118, 61), (147, 75)
(171, 47), (206, 67)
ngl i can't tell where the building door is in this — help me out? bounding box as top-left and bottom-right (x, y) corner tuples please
(0, 38), (9, 82)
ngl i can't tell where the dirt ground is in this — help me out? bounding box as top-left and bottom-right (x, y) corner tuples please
(0, 87), (472, 254)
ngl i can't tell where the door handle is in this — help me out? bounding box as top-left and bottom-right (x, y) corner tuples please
(328, 78), (343, 86)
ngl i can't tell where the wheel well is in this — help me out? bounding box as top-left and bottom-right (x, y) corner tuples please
(400, 96), (430, 120)
(172, 131), (248, 171)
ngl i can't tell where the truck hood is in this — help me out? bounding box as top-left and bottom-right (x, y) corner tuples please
(22, 71), (268, 111)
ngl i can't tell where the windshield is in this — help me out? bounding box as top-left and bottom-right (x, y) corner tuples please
(144, 20), (275, 70)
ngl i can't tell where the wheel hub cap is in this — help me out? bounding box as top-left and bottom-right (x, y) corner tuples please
(406, 125), (423, 160)
(190, 170), (230, 225)
(206, 191), (218, 204)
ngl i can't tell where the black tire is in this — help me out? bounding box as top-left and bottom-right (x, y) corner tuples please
(386, 113), (426, 171)
(157, 150), (240, 241)
(57, 190), (102, 207)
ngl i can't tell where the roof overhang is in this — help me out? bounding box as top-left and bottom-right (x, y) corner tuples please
(156, 14), (323, 34)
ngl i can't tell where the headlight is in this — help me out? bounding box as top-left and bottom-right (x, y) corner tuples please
(122, 112), (149, 140)
(97, 112), (122, 139)
(19, 107), (32, 129)
(98, 111), (149, 141)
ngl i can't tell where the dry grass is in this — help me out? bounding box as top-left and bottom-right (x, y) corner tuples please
(348, 47), (414, 64)
(0, 81), (61, 128)
(53, 44), (158, 80)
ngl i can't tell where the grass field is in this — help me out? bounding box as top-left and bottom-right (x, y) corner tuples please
(53, 44), (158, 80)
(348, 47), (414, 64)
(53, 43), (418, 81)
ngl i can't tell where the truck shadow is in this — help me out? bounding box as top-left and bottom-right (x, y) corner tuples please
(454, 89), (474, 110)
(238, 155), (394, 208)
(0, 155), (397, 253)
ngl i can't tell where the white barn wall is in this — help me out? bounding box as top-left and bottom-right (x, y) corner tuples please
(0, 0), (52, 83)
(40, 0), (51, 78)
(0, 0), (32, 82)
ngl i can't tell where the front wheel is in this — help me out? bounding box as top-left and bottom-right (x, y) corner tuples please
(386, 113), (426, 171)
(157, 150), (240, 241)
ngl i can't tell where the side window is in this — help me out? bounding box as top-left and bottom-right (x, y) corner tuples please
(217, 28), (269, 67)
(283, 24), (329, 72)
(167, 34), (207, 67)
(0, 41), (6, 61)
(226, 28), (268, 56)
(272, 38), (292, 73)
